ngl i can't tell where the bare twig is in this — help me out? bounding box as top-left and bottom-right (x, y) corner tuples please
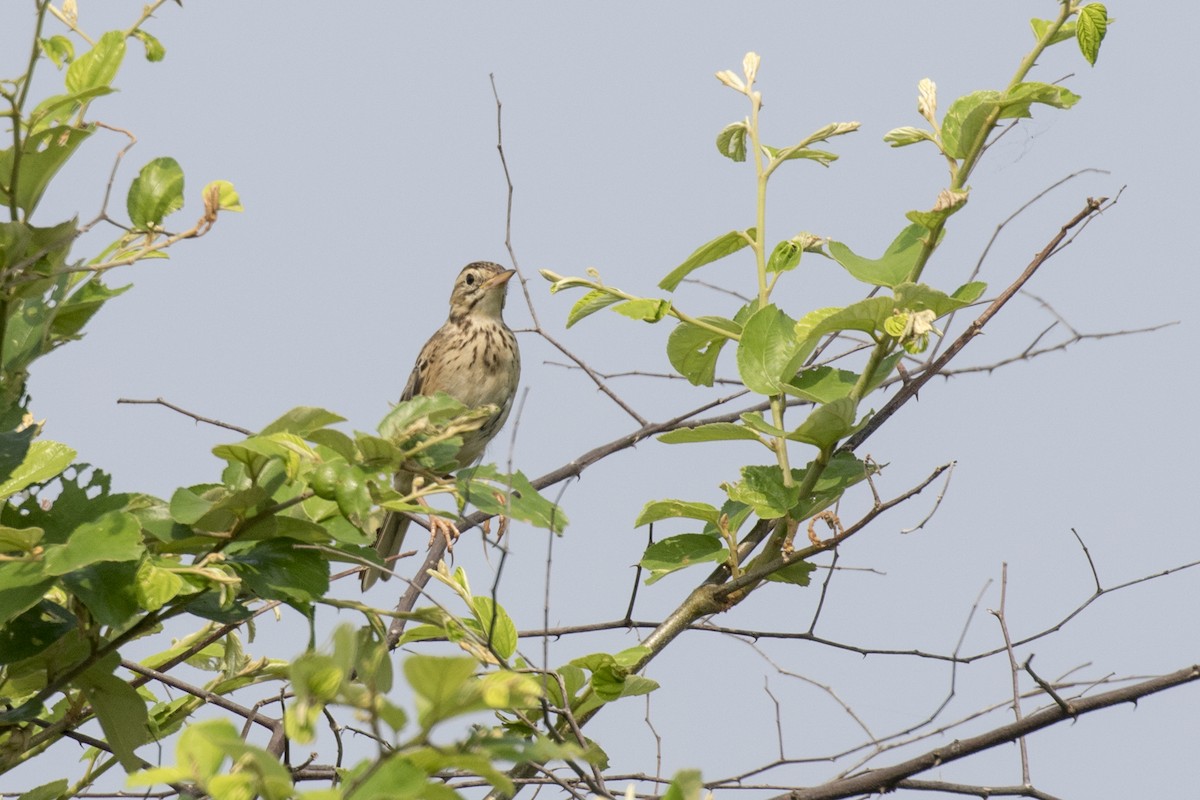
(116, 396), (253, 435)
(989, 564), (1031, 785)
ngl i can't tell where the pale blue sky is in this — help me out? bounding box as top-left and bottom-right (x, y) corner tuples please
(3, 2), (1197, 796)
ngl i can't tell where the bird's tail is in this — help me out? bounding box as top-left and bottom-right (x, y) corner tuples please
(360, 472), (413, 591)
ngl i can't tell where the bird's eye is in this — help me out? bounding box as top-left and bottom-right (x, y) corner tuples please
(465, 273), (476, 286)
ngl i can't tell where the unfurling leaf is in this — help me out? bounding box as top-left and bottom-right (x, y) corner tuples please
(716, 121), (749, 162)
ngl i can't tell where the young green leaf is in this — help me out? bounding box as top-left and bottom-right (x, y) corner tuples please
(65, 30), (126, 94)
(612, 298), (671, 323)
(765, 560), (815, 586)
(132, 29), (166, 62)
(786, 397), (858, 449)
(567, 289), (623, 327)
(470, 596), (519, 660)
(639, 534), (726, 584)
(827, 224), (933, 288)
(657, 422), (763, 445)
(666, 316), (740, 386)
(716, 121), (749, 162)
(635, 499), (722, 527)
(659, 228), (755, 291)
(737, 304), (800, 395)
(1076, 4), (1109, 65)
(1030, 18), (1077, 46)
(127, 157), (185, 229)
(724, 465), (801, 519)
(260, 406), (346, 436)
(766, 239), (803, 273)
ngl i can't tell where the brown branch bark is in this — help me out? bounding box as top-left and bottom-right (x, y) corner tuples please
(768, 664), (1200, 800)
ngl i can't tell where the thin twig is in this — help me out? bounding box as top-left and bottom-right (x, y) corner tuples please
(116, 396), (253, 435)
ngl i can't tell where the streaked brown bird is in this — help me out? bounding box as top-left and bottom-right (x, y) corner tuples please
(361, 261), (521, 591)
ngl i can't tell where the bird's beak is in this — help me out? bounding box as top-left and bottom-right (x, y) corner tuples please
(485, 269), (516, 289)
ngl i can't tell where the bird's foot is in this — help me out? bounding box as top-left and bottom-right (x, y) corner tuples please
(428, 515), (462, 551)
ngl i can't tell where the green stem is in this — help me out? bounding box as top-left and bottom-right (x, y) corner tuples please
(907, 1), (1072, 285)
(8, 0), (51, 223)
(747, 91), (769, 306)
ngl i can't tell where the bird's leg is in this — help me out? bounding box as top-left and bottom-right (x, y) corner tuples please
(408, 473), (462, 550)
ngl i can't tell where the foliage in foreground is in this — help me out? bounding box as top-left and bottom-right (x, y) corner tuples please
(0, 3), (1130, 800)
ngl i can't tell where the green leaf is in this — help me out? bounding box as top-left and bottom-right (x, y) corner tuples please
(566, 289), (622, 327)
(132, 29), (166, 62)
(78, 654), (152, 771)
(666, 316), (740, 387)
(0, 524), (43, 552)
(716, 121), (748, 162)
(48, 277), (131, 340)
(0, 601), (74, 664)
(663, 769), (705, 800)
(724, 465), (801, 519)
(794, 451), (875, 519)
(786, 397), (859, 449)
(404, 655), (478, 727)
(260, 406), (345, 436)
(1006, 82), (1081, 112)
(635, 500), (721, 527)
(127, 157), (185, 229)
(378, 392), (468, 440)
(737, 304), (799, 395)
(42, 511), (144, 575)
(202, 179), (242, 212)
(766, 560), (815, 585)
(0, 426), (37, 484)
(229, 538), (329, 603)
(765, 239), (802, 273)
(657, 422), (762, 445)
(659, 228), (755, 291)
(0, 561), (55, 624)
(458, 465), (569, 534)
(1031, 18), (1077, 46)
(0, 126), (93, 215)
(827, 224), (931, 288)
(792, 297), (894, 368)
(471, 597), (518, 659)
(63, 560), (140, 626)
(1076, 4), (1109, 65)
(941, 90), (1002, 159)
(15, 779), (69, 800)
(894, 281), (986, 317)
(639, 534), (726, 584)
(0, 440), (76, 500)
(65, 31), (126, 94)
(611, 298), (671, 323)
(785, 366), (860, 404)
(135, 559), (185, 611)
(39, 35), (75, 68)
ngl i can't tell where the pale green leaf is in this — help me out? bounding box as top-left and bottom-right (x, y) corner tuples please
(659, 228), (755, 291)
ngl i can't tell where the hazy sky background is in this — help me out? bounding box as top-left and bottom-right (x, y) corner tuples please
(3, 2), (1197, 797)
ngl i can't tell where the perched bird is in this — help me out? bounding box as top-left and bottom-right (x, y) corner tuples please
(361, 261), (521, 591)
